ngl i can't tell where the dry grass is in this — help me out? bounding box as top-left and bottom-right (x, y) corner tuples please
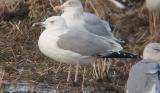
(0, 0), (160, 93)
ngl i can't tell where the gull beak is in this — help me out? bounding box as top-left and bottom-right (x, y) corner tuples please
(32, 22), (44, 27)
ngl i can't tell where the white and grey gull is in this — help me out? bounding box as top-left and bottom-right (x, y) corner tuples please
(33, 16), (139, 82)
(126, 43), (160, 93)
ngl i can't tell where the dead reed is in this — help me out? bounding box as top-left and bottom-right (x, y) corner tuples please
(0, 0), (159, 92)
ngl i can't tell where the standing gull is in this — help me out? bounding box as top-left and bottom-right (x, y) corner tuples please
(55, 0), (125, 45)
(33, 16), (139, 82)
(126, 43), (160, 93)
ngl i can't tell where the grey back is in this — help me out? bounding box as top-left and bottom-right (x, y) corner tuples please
(57, 29), (122, 56)
(127, 59), (160, 93)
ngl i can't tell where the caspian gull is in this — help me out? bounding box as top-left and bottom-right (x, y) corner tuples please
(55, 0), (125, 45)
(33, 16), (139, 82)
(126, 43), (160, 93)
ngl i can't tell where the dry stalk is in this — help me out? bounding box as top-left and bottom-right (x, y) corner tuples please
(1, 0), (21, 12)
(92, 58), (111, 80)
(85, 0), (100, 16)
(0, 66), (5, 88)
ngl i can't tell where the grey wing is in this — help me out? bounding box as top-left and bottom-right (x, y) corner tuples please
(102, 20), (112, 33)
(156, 81), (160, 93)
(57, 30), (122, 56)
(127, 60), (159, 93)
(82, 12), (113, 38)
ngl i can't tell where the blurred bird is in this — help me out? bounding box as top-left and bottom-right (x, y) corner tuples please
(127, 43), (160, 93)
(85, 0), (128, 10)
(108, 0), (128, 9)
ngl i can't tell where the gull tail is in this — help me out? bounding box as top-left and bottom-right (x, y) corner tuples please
(102, 51), (141, 59)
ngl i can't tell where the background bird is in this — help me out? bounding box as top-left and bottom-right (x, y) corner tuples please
(126, 43), (160, 93)
(54, 0), (125, 45)
(108, 0), (128, 9)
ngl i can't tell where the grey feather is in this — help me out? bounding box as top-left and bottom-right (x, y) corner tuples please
(57, 29), (122, 56)
(127, 59), (160, 93)
(83, 12), (113, 37)
(82, 12), (125, 45)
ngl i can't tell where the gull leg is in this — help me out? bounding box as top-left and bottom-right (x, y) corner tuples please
(67, 64), (72, 82)
(153, 12), (156, 33)
(82, 66), (86, 89)
(74, 63), (79, 82)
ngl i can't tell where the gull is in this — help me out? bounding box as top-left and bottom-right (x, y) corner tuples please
(55, 0), (125, 45)
(126, 43), (160, 93)
(33, 16), (139, 82)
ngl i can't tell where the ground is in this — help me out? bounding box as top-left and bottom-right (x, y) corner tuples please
(0, 0), (160, 93)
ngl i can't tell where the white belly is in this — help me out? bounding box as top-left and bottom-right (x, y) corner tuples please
(38, 30), (95, 64)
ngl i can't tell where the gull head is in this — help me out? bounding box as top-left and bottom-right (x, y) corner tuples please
(61, 0), (83, 12)
(143, 43), (160, 63)
(32, 16), (66, 29)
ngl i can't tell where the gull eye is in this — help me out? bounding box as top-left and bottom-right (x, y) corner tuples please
(50, 21), (54, 23)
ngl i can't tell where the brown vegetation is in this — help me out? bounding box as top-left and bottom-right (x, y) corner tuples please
(0, 0), (160, 93)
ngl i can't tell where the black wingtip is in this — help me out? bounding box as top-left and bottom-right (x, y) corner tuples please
(102, 51), (141, 59)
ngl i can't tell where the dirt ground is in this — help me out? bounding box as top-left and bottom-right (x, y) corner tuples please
(0, 0), (160, 93)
